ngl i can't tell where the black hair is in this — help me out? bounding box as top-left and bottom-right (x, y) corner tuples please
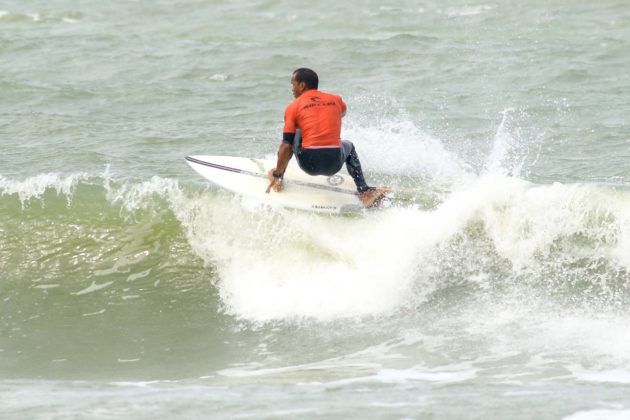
(292, 68), (319, 90)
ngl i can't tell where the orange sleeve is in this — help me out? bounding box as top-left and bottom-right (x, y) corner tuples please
(283, 100), (298, 133)
(339, 96), (347, 115)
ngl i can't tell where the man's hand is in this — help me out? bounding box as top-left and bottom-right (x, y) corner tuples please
(267, 142), (293, 193)
(266, 169), (284, 193)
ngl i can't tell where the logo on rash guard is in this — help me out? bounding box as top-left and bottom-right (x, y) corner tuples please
(302, 99), (338, 111)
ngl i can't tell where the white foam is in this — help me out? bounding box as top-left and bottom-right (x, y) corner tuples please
(127, 269), (151, 282)
(176, 191), (462, 321)
(71, 281), (113, 296)
(445, 5), (492, 17)
(218, 359), (378, 379)
(34, 284), (60, 290)
(570, 367), (630, 384)
(463, 299), (630, 369)
(564, 408), (630, 420)
(476, 177), (630, 270)
(218, 335), (475, 385)
(218, 336), (415, 379)
(173, 166), (630, 321)
(182, 175), (485, 322)
(0, 172), (89, 207)
(106, 175), (184, 214)
(109, 380), (164, 387)
(374, 363), (478, 384)
(82, 309), (106, 317)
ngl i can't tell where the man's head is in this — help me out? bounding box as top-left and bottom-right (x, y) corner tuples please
(291, 68), (318, 98)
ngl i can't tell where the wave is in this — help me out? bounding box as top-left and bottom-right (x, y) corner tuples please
(1, 109), (628, 322)
(1, 161), (630, 323)
(0, 10), (83, 23)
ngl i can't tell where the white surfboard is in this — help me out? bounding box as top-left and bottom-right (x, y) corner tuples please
(185, 155), (381, 213)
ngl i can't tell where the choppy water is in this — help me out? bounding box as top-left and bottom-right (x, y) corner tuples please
(2, 0), (630, 418)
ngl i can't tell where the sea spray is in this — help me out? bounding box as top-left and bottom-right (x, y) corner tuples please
(343, 97), (470, 186)
(0, 172), (89, 208)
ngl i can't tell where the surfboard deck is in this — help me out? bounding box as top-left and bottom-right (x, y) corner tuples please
(185, 155), (389, 214)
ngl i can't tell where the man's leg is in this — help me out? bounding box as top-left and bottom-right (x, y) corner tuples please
(341, 140), (372, 193)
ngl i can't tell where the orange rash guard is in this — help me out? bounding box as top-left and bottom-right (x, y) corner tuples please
(283, 90), (347, 149)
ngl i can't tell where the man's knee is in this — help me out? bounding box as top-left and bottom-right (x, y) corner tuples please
(341, 140), (355, 159)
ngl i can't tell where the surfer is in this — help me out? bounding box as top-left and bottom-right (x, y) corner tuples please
(267, 68), (387, 207)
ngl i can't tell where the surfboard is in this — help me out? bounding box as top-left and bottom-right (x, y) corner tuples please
(185, 155), (388, 213)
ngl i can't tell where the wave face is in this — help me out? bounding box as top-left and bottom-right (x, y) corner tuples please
(2, 134), (630, 328)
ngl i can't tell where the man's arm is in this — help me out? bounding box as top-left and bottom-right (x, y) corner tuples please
(274, 142), (293, 174)
(266, 140), (294, 193)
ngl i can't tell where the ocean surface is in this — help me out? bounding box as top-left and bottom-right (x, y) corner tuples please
(2, 0), (630, 418)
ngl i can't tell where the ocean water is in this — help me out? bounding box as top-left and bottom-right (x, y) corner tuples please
(2, 0), (630, 418)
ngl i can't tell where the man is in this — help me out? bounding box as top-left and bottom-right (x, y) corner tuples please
(267, 68), (387, 207)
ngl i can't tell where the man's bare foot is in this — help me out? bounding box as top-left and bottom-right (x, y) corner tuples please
(357, 187), (389, 207)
